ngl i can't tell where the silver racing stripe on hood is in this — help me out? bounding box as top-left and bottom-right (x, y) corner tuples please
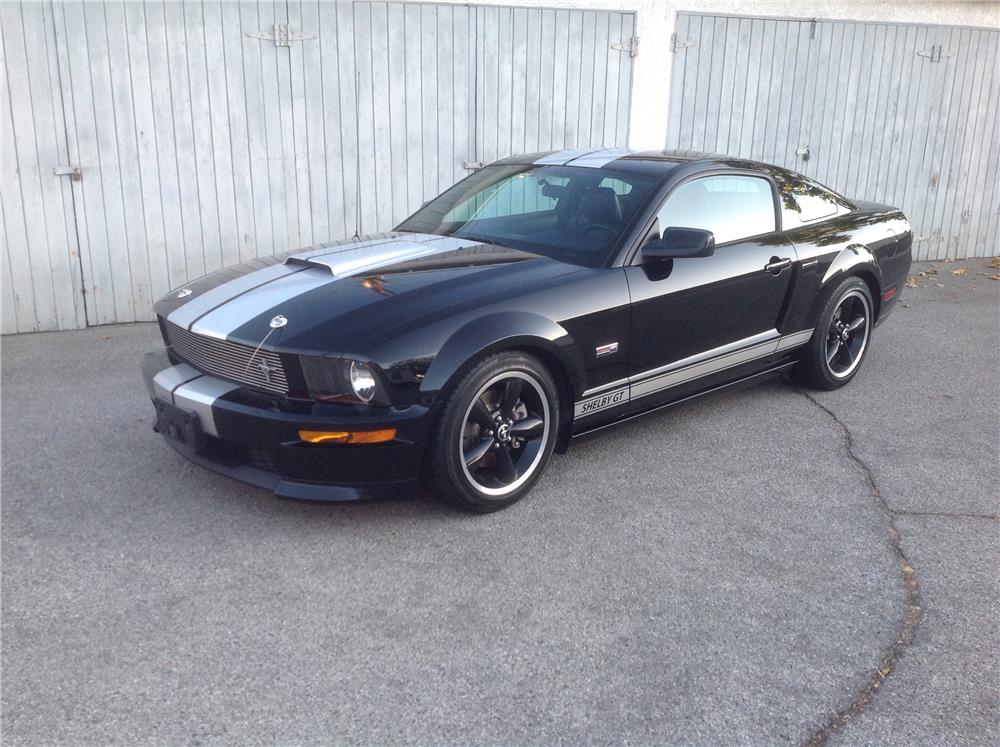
(172, 233), (488, 341)
(190, 267), (339, 340)
(291, 235), (484, 277)
(166, 234), (414, 331)
(166, 262), (302, 330)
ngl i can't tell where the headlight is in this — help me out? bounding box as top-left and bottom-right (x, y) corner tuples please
(299, 356), (389, 405)
(349, 361), (377, 403)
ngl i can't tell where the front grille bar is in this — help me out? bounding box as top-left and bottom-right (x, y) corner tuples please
(164, 321), (288, 395)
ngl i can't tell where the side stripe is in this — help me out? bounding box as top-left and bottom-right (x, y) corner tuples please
(574, 329), (814, 419)
(774, 329), (815, 352)
(630, 339), (778, 399)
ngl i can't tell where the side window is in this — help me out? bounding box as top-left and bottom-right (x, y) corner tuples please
(654, 175), (776, 245)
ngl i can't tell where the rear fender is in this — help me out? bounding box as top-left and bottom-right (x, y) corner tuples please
(815, 244), (883, 320)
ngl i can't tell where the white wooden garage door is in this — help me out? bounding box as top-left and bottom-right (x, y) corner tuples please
(1, 1), (636, 332)
(666, 13), (999, 261)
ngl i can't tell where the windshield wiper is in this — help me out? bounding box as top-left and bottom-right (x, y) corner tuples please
(453, 233), (514, 250)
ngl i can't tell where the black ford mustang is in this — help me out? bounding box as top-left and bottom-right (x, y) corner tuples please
(142, 149), (912, 512)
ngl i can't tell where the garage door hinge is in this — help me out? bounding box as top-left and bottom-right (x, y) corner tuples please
(612, 34), (640, 57)
(247, 24), (315, 47)
(670, 33), (695, 53)
(917, 45), (954, 62)
(463, 161), (486, 170)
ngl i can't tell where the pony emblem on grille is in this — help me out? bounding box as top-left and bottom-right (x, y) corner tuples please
(257, 358), (275, 384)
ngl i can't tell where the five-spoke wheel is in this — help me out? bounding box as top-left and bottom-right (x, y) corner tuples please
(825, 289), (871, 379)
(460, 372), (550, 497)
(426, 352), (558, 512)
(794, 277), (875, 390)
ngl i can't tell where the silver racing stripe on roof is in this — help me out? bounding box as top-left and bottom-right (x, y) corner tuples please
(565, 148), (636, 168)
(166, 262), (302, 330)
(533, 148), (602, 165)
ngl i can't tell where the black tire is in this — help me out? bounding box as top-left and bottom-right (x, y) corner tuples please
(793, 276), (875, 390)
(424, 351), (559, 513)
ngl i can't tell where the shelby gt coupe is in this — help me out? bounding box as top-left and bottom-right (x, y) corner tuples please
(142, 149), (911, 512)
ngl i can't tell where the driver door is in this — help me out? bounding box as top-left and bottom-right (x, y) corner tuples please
(624, 173), (796, 398)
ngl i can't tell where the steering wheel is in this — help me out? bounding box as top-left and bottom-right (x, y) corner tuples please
(581, 223), (619, 245)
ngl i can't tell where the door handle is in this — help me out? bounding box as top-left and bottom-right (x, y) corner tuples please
(765, 257), (793, 275)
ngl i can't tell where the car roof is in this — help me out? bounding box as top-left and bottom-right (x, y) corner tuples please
(492, 148), (787, 179)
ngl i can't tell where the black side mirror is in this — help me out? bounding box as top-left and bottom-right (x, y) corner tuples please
(643, 227), (715, 261)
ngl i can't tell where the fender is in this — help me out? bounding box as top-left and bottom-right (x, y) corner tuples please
(821, 244), (882, 287)
(420, 311), (587, 404)
(815, 244), (884, 320)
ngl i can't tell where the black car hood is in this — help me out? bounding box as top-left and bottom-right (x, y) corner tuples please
(154, 232), (577, 353)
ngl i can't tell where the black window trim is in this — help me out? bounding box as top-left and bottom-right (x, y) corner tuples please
(617, 168), (783, 268)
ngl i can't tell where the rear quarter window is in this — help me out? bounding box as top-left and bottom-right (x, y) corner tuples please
(778, 176), (854, 226)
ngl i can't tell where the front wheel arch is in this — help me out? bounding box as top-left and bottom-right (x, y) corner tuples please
(420, 311), (586, 406)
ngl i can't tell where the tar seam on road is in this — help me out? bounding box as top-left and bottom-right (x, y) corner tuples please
(797, 390), (924, 747)
(889, 509), (999, 520)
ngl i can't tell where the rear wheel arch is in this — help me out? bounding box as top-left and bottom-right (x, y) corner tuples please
(853, 268), (882, 322)
(816, 244), (883, 325)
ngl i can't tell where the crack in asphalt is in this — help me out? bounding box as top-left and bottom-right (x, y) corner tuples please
(797, 390), (924, 747)
(889, 509), (998, 521)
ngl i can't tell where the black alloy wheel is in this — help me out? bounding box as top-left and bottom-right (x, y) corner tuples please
(793, 277), (875, 390)
(425, 352), (558, 512)
(460, 372), (550, 496)
(825, 289), (871, 379)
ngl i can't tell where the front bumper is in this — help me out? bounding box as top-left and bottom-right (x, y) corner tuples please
(141, 349), (434, 501)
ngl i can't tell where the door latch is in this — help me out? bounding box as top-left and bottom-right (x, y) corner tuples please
(765, 257), (793, 275)
(54, 165), (82, 182)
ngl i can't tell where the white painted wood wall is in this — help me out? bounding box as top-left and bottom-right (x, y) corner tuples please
(1, 1), (636, 333)
(666, 13), (1000, 261)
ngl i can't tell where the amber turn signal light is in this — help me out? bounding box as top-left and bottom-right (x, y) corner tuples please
(298, 428), (396, 445)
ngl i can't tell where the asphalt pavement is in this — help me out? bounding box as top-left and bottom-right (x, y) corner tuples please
(2, 259), (997, 745)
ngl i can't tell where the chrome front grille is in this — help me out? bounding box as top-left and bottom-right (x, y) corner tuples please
(164, 321), (289, 395)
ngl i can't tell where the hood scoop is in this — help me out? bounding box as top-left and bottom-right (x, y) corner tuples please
(285, 234), (532, 278)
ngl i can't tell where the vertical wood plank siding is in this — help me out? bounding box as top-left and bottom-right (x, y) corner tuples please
(667, 14), (999, 261)
(1, 1), (635, 331)
(1, 2), (86, 333)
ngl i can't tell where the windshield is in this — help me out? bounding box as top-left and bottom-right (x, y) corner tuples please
(395, 164), (661, 268)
